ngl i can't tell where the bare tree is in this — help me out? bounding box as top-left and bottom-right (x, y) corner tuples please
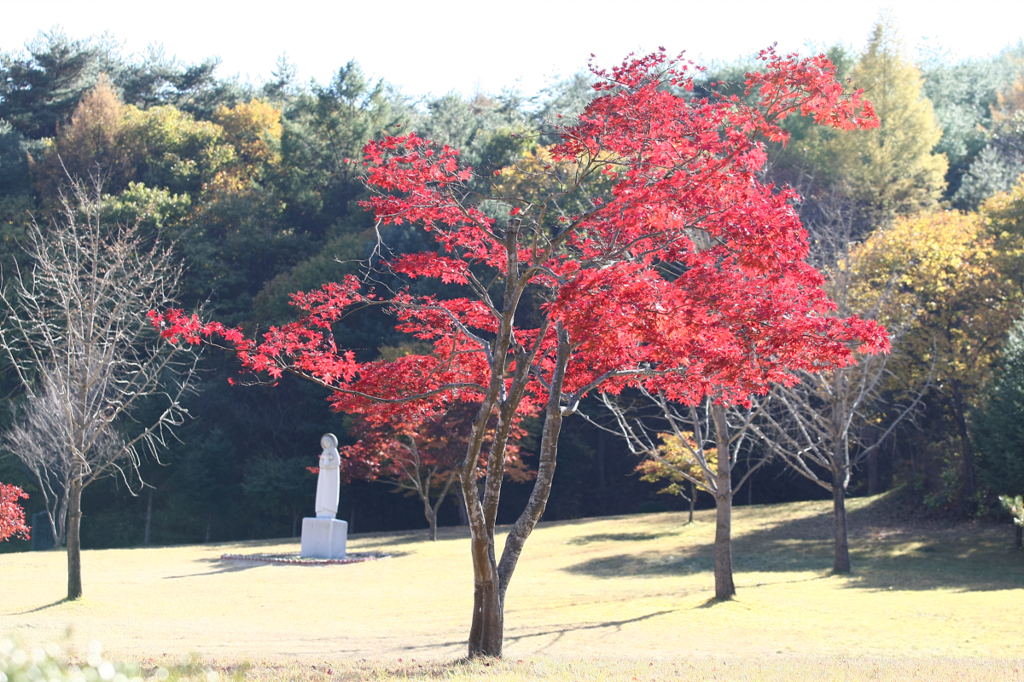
(746, 360), (922, 573)
(597, 389), (770, 600)
(3, 379), (125, 547)
(745, 191), (925, 574)
(0, 182), (198, 600)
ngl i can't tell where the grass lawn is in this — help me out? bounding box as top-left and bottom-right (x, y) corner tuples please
(2, 492), (1023, 680)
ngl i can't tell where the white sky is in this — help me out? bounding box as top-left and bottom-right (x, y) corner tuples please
(3, 0), (1023, 99)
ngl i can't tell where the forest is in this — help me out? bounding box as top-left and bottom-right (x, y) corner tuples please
(2, 14), (1024, 555)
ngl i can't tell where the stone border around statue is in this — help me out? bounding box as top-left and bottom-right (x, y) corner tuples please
(220, 552), (387, 566)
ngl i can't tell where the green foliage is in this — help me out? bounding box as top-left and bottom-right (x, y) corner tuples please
(0, 30), (117, 139)
(123, 104), (234, 196)
(118, 47), (249, 116)
(955, 109), (1024, 210)
(241, 456), (313, 534)
(973, 318), (1024, 497)
(923, 49), (1024, 201)
(100, 182), (192, 237)
(277, 61), (404, 239)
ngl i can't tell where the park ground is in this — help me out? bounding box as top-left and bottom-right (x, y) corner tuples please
(2, 492), (1023, 680)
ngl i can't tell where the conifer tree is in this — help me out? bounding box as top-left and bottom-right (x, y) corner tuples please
(824, 14), (948, 226)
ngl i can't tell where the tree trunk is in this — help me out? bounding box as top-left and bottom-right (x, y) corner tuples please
(66, 474), (83, 600)
(464, 327), (571, 658)
(688, 480), (696, 524)
(467, 544), (503, 658)
(832, 467), (851, 573)
(464, 458), (504, 658)
(143, 488), (153, 545)
(455, 486), (470, 526)
(950, 385), (977, 511)
(427, 508), (437, 541)
(867, 448), (878, 496)
(712, 404), (735, 600)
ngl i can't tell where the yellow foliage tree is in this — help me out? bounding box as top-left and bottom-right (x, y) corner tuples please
(211, 99), (283, 191)
(31, 75), (137, 199)
(993, 64), (1024, 121)
(849, 210), (1021, 505)
(635, 432), (718, 523)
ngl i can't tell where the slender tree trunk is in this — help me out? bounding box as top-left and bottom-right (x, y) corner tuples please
(688, 480), (696, 524)
(143, 488), (153, 545)
(465, 327), (571, 658)
(55, 492), (68, 547)
(462, 410), (507, 658)
(712, 404), (735, 600)
(832, 467), (851, 573)
(454, 485), (470, 526)
(66, 473), (83, 600)
(950, 385), (977, 511)
(867, 449), (878, 496)
(427, 508), (438, 541)
(465, 463), (503, 658)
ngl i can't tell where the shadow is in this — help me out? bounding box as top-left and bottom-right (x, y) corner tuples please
(564, 550), (715, 578)
(163, 557), (269, 578)
(565, 532), (668, 545)
(388, 609), (676, 654)
(560, 491), (1024, 593)
(503, 609), (675, 652)
(346, 526), (473, 551)
(5, 597), (69, 616)
(163, 551), (410, 579)
(696, 595), (729, 608)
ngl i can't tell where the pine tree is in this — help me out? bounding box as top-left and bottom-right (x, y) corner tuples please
(824, 13), (948, 226)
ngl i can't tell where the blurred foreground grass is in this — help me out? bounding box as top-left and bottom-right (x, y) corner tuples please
(2, 492), (1022, 679)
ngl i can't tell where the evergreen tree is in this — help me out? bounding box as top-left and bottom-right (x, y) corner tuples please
(973, 317), (1024, 499)
(820, 14), (947, 226)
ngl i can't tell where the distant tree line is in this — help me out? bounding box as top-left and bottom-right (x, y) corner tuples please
(2, 17), (1024, 554)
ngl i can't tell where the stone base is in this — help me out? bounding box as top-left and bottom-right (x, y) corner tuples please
(300, 518), (348, 560)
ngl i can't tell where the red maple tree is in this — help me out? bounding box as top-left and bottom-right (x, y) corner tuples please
(154, 47), (885, 657)
(0, 483), (31, 542)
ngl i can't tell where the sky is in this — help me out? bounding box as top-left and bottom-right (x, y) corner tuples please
(3, 0), (1024, 99)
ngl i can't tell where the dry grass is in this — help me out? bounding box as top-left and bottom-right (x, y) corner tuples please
(2, 492), (1022, 680)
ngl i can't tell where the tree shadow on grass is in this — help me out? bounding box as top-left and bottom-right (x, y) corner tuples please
(561, 492), (1024, 593)
(390, 609), (676, 655)
(347, 526), (473, 551)
(565, 532), (669, 545)
(5, 597), (69, 616)
(163, 557), (269, 578)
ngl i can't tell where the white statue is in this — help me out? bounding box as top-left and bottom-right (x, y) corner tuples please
(315, 433), (340, 519)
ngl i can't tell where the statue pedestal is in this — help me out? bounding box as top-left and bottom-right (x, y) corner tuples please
(300, 518), (348, 559)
